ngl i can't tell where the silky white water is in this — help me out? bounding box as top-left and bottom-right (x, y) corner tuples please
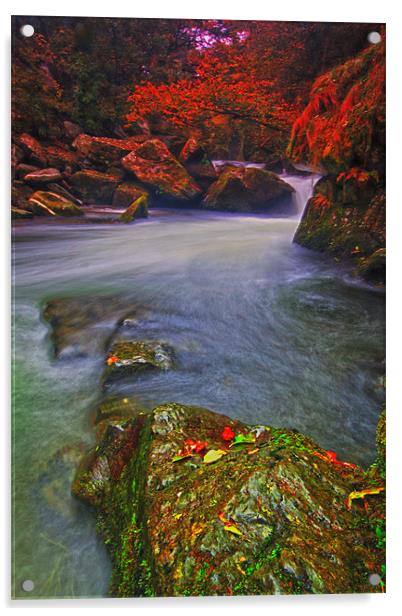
(12, 174), (385, 598)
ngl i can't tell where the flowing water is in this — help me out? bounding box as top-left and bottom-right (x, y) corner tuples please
(12, 174), (385, 598)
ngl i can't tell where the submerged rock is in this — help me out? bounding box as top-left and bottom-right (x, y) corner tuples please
(72, 403), (385, 597)
(70, 170), (121, 204)
(27, 191), (84, 217)
(203, 167), (294, 213)
(358, 248), (386, 284)
(102, 341), (173, 386)
(42, 296), (143, 358)
(121, 139), (202, 203)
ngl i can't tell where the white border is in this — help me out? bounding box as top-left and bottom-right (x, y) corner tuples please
(2, 1), (401, 614)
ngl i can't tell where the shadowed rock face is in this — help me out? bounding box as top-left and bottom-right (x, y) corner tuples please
(72, 402), (385, 598)
(203, 167), (295, 213)
(69, 170), (121, 204)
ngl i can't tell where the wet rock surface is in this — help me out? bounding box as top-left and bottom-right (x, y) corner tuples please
(27, 191), (84, 217)
(203, 167), (295, 213)
(102, 341), (173, 387)
(72, 402), (386, 597)
(42, 296), (144, 359)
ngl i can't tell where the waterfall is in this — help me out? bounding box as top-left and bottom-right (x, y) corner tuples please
(279, 172), (322, 217)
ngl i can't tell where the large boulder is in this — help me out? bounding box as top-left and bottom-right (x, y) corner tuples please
(24, 168), (63, 184)
(121, 139), (202, 203)
(72, 402), (385, 597)
(27, 191), (84, 217)
(72, 134), (145, 169)
(69, 170), (121, 204)
(18, 133), (48, 167)
(203, 167), (294, 213)
(119, 195), (149, 223)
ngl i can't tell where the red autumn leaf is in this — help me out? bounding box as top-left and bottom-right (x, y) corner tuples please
(221, 426), (235, 442)
(106, 355), (119, 365)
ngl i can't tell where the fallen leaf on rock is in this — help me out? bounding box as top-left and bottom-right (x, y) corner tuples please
(247, 448), (259, 456)
(106, 355), (119, 365)
(172, 452), (193, 463)
(346, 486), (385, 510)
(229, 433), (256, 447)
(185, 438), (208, 453)
(221, 426), (235, 441)
(218, 512), (243, 536)
(203, 449), (228, 464)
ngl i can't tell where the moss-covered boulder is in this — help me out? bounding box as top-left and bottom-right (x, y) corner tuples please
(119, 195), (149, 223)
(203, 167), (294, 213)
(69, 170), (121, 204)
(294, 178), (385, 270)
(358, 248), (386, 284)
(112, 183), (148, 209)
(27, 191), (84, 217)
(23, 167), (62, 184)
(102, 341), (173, 387)
(288, 43), (385, 278)
(121, 139), (202, 203)
(72, 403), (385, 597)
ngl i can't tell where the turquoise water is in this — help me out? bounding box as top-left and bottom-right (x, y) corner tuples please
(12, 177), (385, 598)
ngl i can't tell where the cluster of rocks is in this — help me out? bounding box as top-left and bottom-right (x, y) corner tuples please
(12, 123), (296, 222)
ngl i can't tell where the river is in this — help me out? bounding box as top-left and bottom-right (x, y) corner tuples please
(12, 173), (385, 598)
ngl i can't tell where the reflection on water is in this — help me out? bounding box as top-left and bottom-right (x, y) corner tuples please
(12, 178), (385, 598)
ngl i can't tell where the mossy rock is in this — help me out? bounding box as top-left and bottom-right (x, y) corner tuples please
(203, 167), (294, 213)
(72, 403), (385, 597)
(27, 191), (84, 217)
(358, 249), (385, 284)
(119, 195), (149, 223)
(102, 341), (173, 386)
(23, 168), (62, 184)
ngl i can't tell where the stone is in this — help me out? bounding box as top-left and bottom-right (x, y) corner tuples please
(63, 120), (81, 141)
(203, 167), (295, 213)
(72, 403), (385, 598)
(72, 133), (145, 169)
(112, 183), (148, 209)
(18, 133), (48, 166)
(45, 144), (79, 171)
(119, 195), (148, 223)
(27, 191), (84, 217)
(42, 296), (141, 359)
(69, 170), (121, 204)
(102, 340), (173, 387)
(358, 248), (386, 284)
(178, 137), (217, 190)
(121, 139), (202, 203)
(24, 168), (63, 184)
(11, 207), (33, 219)
(15, 163), (40, 179)
(46, 183), (83, 206)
